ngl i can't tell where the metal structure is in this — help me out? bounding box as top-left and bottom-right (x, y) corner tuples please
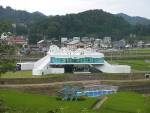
(59, 85), (118, 101)
(60, 85), (82, 101)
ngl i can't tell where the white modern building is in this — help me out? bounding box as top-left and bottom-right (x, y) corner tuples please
(61, 37), (68, 43)
(32, 45), (131, 75)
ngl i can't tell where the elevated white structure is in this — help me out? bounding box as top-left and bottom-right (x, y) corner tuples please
(94, 61), (130, 73)
(32, 45), (131, 75)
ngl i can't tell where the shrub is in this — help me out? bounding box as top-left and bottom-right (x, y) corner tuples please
(0, 99), (8, 113)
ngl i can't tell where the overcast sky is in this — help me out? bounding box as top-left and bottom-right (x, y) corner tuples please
(0, 0), (150, 19)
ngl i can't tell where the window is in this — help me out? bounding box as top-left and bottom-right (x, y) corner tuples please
(50, 57), (104, 64)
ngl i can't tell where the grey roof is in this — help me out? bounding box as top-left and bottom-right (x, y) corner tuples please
(67, 40), (80, 45)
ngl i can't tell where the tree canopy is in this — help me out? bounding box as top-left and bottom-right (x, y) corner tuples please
(0, 45), (16, 77)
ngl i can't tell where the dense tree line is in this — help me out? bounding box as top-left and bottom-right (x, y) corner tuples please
(0, 22), (12, 34)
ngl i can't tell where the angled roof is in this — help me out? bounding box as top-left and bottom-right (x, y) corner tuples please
(47, 45), (104, 58)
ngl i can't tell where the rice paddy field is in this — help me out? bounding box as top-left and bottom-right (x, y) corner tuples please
(130, 48), (150, 54)
(1, 71), (32, 78)
(1, 71), (66, 78)
(106, 48), (150, 56)
(0, 90), (150, 113)
(109, 59), (150, 72)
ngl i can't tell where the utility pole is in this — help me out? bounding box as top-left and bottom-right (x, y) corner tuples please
(111, 50), (113, 63)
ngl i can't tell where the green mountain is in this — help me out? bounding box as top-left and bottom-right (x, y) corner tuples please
(0, 6), (46, 23)
(117, 13), (150, 25)
(29, 10), (131, 43)
(0, 6), (150, 43)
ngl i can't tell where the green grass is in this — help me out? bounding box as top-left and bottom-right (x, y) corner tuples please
(0, 90), (150, 113)
(100, 92), (150, 113)
(1, 71), (67, 78)
(0, 90), (97, 113)
(109, 60), (150, 72)
(2, 71), (32, 78)
(1, 71), (32, 78)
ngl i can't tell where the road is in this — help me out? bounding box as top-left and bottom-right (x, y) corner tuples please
(0, 79), (150, 88)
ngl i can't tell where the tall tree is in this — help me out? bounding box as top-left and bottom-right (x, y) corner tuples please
(0, 22), (12, 34)
(0, 45), (16, 81)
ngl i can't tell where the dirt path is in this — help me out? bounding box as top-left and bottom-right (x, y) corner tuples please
(0, 79), (149, 88)
(0, 80), (101, 88)
(93, 96), (108, 110)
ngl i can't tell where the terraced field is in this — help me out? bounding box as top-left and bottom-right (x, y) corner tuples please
(0, 90), (150, 113)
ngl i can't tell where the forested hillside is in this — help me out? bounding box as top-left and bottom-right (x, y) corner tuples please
(117, 13), (150, 25)
(28, 10), (131, 43)
(0, 6), (46, 23)
(0, 6), (150, 44)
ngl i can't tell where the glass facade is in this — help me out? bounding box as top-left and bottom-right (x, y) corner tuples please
(50, 57), (104, 64)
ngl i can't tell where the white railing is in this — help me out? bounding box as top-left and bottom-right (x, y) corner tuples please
(33, 55), (50, 70)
